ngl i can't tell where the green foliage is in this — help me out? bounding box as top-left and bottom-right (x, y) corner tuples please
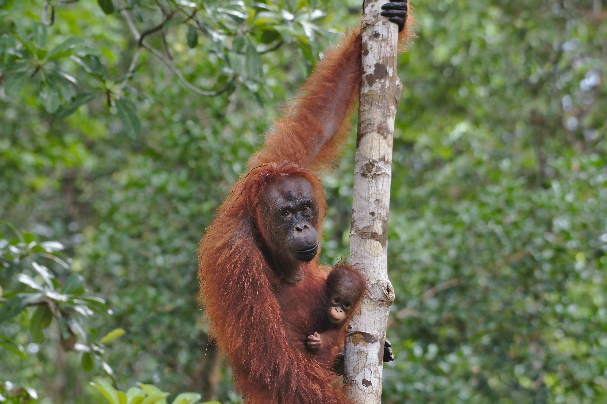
(0, 382), (38, 404)
(90, 378), (214, 404)
(0, 224), (120, 400)
(1, 0), (606, 402)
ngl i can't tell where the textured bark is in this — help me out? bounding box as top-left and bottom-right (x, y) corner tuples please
(343, 0), (401, 402)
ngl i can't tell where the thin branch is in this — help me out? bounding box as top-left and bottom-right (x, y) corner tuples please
(258, 41), (284, 54)
(161, 29), (173, 60)
(41, 1), (55, 26)
(420, 278), (462, 301)
(137, 12), (175, 46)
(228, 40), (284, 55)
(120, 9), (235, 97)
(153, 0), (171, 16)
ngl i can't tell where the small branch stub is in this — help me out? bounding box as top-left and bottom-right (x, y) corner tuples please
(344, 0), (402, 402)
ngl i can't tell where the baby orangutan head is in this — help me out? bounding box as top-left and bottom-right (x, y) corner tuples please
(325, 266), (365, 325)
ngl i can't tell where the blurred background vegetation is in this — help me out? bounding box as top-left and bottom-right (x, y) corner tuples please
(1, 0), (606, 402)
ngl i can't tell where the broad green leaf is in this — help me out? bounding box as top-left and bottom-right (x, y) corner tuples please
(46, 37), (84, 61)
(171, 392), (202, 404)
(55, 92), (98, 119)
(140, 393), (169, 404)
(98, 0), (115, 15)
(176, 0), (197, 7)
(81, 352), (94, 372)
(40, 85), (61, 113)
(0, 34), (16, 55)
(137, 383), (164, 396)
(71, 55), (104, 75)
(186, 25), (198, 49)
(245, 44), (263, 79)
(2, 71), (29, 97)
(218, 8), (247, 20)
(100, 328), (125, 344)
(29, 304), (53, 343)
(31, 262), (54, 287)
(115, 98), (141, 137)
(22, 232), (36, 243)
(126, 387), (146, 402)
(32, 22), (47, 49)
(39, 241), (64, 252)
(0, 336), (26, 359)
(232, 36), (246, 53)
(62, 274), (85, 294)
(91, 379), (120, 404)
(17, 274), (44, 291)
(101, 361), (115, 377)
(0, 296), (28, 323)
(260, 29), (280, 44)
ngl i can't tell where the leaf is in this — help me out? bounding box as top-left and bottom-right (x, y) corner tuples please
(22, 232), (36, 243)
(81, 352), (94, 372)
(100, 328), (125, 344)
(102, 361), (115, 377)
(55, 92), (98, 119)
(115, 98), (142, 137)
(186, 25), (198, 49)
(40, 85), (61, 113)
(62, 274), (84, 294)
(29, 304), (53, 343)
(98, 0), (115, 15)
(91, 379), (120, 404)
(126, 387), (146, 402)
(245, 44), (263, 79)
(218, 8), (247, 20)
(71, 55), (104, 76)
(39, 241), (65, 252)
(260, 29), (280, 44)
(46, 37), (84, 61)
(232, 36), (246, 53)
(137, 384), (165, 397)
(171, 392), (202, 404)
(0, 296), (28, 323)
(175, 0), (197, 7)
(17, 274), (44, 291)
(3, 71), (30, 98)
(140, 393), (169, 404)
(0, 336), (27, 359)
(31, 262), (54, 288)
(32, 22), (47, 49)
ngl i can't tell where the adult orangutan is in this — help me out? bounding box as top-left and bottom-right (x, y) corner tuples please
(198, 2), (411, 403)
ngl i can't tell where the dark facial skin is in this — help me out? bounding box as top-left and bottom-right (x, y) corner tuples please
(258, 176), (320, 284)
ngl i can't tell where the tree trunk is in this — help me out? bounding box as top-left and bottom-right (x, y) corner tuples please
(343, 0), (402, 402)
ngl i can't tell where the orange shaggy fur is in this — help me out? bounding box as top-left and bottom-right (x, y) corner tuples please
(198, 14), (412, 404)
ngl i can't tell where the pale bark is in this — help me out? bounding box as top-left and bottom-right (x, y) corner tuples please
(343, 0), (402, 402)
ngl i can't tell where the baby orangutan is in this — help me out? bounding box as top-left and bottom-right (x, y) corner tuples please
(305, 265), (365, 370)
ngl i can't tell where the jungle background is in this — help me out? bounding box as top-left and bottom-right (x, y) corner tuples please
(1, 0), (606, 402)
